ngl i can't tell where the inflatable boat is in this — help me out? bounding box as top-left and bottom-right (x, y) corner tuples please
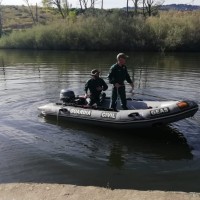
(38, 89), (199, 129)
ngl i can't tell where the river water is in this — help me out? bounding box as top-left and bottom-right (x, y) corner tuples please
(0, 50), (200, 192)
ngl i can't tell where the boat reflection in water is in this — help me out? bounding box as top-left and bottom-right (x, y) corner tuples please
(41, 116), (193, 164)
(36, 116), (196, 191)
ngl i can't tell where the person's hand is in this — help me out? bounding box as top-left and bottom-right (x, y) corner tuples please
(114, 83), (121, 88)
(85, 93), (89, 98)
(129, 88), (134, 94)
(130, 83), (134, 89)
(130, 83), (134, 94)
(131, 83), (134, 89)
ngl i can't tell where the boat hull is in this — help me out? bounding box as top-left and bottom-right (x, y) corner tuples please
(38, 99), (199, 129)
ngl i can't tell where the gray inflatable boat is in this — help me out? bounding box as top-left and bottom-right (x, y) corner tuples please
(38, 89), (199, 129)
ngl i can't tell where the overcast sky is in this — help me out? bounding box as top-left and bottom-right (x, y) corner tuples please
(2, 0), (200, 8)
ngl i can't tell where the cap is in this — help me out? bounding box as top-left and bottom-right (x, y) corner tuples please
(91, 69), (100, 76)
(116, 53), (129, 60)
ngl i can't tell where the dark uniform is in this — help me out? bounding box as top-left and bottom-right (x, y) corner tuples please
(85, 77), (108, 106)
(108, 63), (133, 110)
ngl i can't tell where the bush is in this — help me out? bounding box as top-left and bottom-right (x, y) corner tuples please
(0, 10), (200, 51)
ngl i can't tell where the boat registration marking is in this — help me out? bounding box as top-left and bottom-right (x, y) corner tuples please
(70, 108), (91, 116)
(101, 112), (116, 119)
(150, 107), (170, 116)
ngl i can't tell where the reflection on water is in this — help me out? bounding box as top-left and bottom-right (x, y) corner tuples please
(0, 49), (200, 192)
(43, 116), (193, 163)
(108, 143), (125, 169)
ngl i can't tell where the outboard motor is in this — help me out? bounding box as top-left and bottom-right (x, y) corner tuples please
(60, 89), (75, 103)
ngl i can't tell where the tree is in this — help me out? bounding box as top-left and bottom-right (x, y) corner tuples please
(0, 0), (3, 37)
(131, 0), (142, 14)
(101, 0), (103, 9)
(126, 0), (129, 16)
(143, 0), (164, 16)
(126, 0), (143, 16)
(77, 0), (99, 10)
(42, 0), (69, 19)
(24, 0), (37, 24)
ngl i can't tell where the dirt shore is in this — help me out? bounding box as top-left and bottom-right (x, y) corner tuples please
(0, 183), (200, 200)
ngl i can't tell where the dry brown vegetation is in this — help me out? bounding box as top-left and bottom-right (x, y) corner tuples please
(1, 5), (61, 31)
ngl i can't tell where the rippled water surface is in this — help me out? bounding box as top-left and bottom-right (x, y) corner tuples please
(0, 50), (200, 192)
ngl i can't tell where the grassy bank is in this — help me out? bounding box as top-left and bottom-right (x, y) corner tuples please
(0, 8), (200, 52)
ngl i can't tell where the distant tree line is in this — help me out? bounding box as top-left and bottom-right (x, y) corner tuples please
(0, 0), (199, 52)
(40, 0), (164, 19)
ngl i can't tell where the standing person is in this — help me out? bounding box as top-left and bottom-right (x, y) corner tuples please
(108, 53), (134, 111)
(85, 69), (108, 106)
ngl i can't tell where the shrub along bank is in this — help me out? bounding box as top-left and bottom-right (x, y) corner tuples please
(0, 10), (199, 52)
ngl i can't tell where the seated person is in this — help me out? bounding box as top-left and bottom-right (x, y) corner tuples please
(84, 69), (108, 107)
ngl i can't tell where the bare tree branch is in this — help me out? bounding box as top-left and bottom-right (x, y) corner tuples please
(0, 0), (3, 37)
(24, 0), (36, 24)
(143, 0), (164, 16)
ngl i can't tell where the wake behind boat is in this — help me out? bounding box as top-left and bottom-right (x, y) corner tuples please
(38, 89), (199, 129)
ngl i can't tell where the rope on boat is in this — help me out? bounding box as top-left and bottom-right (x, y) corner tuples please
(56, 109), (60, 125)
(56, 103), (65, 124)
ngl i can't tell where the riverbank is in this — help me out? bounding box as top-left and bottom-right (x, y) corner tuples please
(0, 183), (200, 200)
(1, 9), (200, 52)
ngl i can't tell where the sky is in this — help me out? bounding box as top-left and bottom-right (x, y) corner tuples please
(2, 0), (200, 9)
